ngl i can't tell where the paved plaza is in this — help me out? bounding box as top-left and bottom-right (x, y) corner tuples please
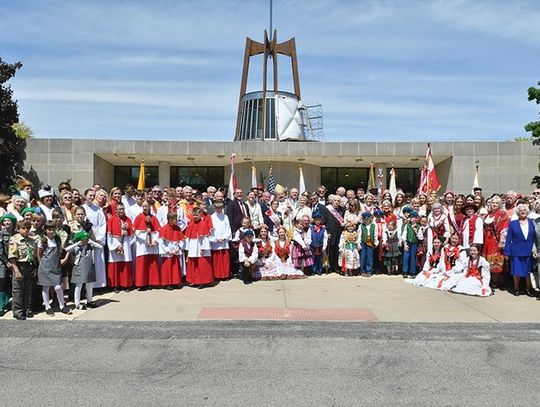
(2, 274), (540, 323)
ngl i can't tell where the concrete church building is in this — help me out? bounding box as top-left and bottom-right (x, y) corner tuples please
(24, 138), (539, 196)
(22, 28), (540, 196)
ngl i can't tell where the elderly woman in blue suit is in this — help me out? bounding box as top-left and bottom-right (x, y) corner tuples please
(504, 204), (536, 296)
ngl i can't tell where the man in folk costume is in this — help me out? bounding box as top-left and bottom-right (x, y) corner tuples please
(359, 211), (379, 276)
(238, 229), (258, 285)
(210, 202), (232, 280)
(310, 211), (328, 275)
(373, 209), (386, 274)
(106, 203), (134, 292)
(401, 210), (421, 278)
(461, 203), (483, 252)
(184, 207), (214, 288)
(324, 195), (345, 274)
(133, 201), (161, 289)
(81, 188), (107, 288)
(158, 212), (184, 289)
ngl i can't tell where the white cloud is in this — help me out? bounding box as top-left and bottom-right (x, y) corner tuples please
(428, 0), (540, 46)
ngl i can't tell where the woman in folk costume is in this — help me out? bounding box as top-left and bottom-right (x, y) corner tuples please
(291, 217), (313, 273)
(361, 193), (377, 214)
(209, 202), (232, 280)
(107, 203), (134, 292)
(372, 209), (386, 274)
(415, 215), (431, 271)
(393, 191), (406, 219)
(451, 244), (491, 297)
(252, 225), (282, 280)
(382, 220), (401, 275)
(264, 199), (282, 238)
(428, 203), (451, 245)
(431, 232), (468, 291)
(65, 230), (102, 309)
(482, 195), (509, 290)
(339, 222), (361, 276)
(504, 204), (536, 297)
(158, 212), (185, 289)
(184, 206), (214, 288)
(461, 203), (483, 251)
(274, 225), (306, 279)
(407, 236), (445, 288)
(133, 200), (161, 289)
(452, 195), (466, 240)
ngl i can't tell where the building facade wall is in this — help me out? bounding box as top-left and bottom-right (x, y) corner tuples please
(24, 139), (539, 195)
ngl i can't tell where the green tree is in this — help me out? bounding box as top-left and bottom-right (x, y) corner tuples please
(526, 81), (540, 187)
(0, 57), (26, 192)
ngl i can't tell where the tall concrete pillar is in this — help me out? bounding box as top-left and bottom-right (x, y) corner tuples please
(159, 161), (171, 187)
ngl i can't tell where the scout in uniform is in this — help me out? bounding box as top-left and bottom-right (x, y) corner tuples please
(8, 221), (38, 320)
(0, 214), (17, 316)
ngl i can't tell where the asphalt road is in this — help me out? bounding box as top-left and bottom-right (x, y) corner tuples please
(1, 321), (539, 406)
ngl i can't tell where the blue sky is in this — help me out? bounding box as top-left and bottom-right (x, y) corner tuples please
(1, 0), (539, 142)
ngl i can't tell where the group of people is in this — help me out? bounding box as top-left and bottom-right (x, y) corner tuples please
(1, 178), (540, 320)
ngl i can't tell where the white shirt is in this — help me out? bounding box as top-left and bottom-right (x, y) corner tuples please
(210, 212), (232, 250)
(82, 203), (106, 245)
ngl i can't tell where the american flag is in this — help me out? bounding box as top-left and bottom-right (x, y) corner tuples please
(267, 165), (276, 194)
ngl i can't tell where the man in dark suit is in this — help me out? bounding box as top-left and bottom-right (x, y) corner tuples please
(225, 188), (250, 235)
(309, 193), (327, 223)
(323, 195), (345, 274)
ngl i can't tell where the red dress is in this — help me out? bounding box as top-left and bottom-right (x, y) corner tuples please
(185, 216), (214, 285)
(106, 214), (134, 288)
(482, 210), (509, 273)
(133, 213), (161, 287)
(159, 223), (185, 286)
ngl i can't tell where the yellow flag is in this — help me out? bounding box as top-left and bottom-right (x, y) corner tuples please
(137, 160), (145, 190)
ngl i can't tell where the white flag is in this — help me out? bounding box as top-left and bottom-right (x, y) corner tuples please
(251, 164), (257, 189)
(299, 165), (306, 195)
(389, 167), (397, 201)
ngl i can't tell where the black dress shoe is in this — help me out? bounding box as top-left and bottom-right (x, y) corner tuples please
(512, 289), (520, 297)
(13, 314), (26, 320)
(526, 290), (537, 298)
(86, 301), (98, 309)
(26, 310), (34, 318)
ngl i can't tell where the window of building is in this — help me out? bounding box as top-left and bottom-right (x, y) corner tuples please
(321, 167), (369, 194)
(114, 166), (159, 189)
(386, 168), (421, 195)
(170, 167), (225, 191)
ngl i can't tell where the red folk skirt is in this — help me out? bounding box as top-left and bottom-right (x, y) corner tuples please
(212, 249), (230, 280)
(135, 254), (160, 287)
(186, 256), (214, 285)
(161, 256), (182, 286)
(107, 261), (132, 288)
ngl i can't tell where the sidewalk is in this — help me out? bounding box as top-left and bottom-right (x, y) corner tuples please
(5, 275), (540, 323)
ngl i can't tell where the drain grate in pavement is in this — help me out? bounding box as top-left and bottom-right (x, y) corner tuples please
(197, 307), (378, 321)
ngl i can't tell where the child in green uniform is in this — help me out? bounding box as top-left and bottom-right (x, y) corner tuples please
(0, 214), (16, 316)
(8, 221), (38, 320)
